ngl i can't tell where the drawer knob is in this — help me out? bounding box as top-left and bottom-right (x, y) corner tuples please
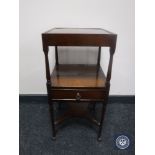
(76, 92), (81, 101)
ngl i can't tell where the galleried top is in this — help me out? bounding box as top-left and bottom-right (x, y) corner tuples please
(42, 27), (117, 48)
(44, 28), (115, 35)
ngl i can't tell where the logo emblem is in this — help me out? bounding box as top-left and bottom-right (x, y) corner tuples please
(115, 135), (130, 150)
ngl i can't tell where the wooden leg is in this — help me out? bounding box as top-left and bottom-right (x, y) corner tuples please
(49, 100), (56, 140)
(97, 102), (107, 141)
(47, 83), (56, 140)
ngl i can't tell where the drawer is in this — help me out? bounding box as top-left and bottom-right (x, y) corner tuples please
(51, 89), (106, 101)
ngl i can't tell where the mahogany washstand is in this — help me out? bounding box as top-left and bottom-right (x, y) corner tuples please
(42, 28), (117, 141)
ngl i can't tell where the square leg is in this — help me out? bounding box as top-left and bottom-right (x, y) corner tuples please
(48, 100), (56, 140)
(47, 83), (56, 140)
(97, 102), (107, 141)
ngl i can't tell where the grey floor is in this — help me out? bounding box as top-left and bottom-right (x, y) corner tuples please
(19, 98), (135, 155)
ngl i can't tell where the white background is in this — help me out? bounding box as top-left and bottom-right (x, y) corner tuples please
(19, 0), (135, 95)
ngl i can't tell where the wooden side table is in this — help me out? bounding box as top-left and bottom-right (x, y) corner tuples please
(42, 28), (117, 141)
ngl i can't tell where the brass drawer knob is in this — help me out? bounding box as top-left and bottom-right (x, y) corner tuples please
(76, 92), (81, 101)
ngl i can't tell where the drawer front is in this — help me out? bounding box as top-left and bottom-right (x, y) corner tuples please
(51, 89), (106, 101)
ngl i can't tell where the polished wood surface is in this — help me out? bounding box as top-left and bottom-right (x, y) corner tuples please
(51, 64), (106, 88)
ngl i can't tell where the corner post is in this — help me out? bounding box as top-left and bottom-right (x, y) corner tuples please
(55, 46), (59, 65)
(97, 47), (115, 141)
(97, 46), (101, 66)
(43, 45), (56, 140)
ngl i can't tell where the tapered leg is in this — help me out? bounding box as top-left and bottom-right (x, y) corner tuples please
(47, 83), (56, 140)
(48, 99), (56, 140)
(97, 102), (107, 141)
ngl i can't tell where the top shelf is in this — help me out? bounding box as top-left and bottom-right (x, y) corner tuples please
(42, 27), (117, 48)
(45, 28), (115, 35)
